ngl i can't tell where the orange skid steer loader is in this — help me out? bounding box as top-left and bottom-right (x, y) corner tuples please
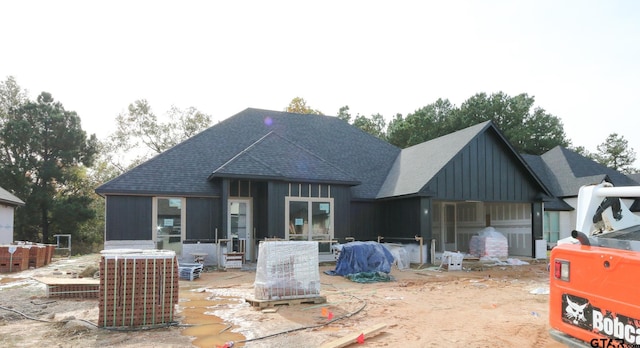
(549, 182), (640, 347)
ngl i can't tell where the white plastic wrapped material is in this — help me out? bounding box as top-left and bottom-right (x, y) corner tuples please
(254, 241), (320, 300)
(382, 243), (410, 270)
(469, 227), (508, 258)
(442, 251), (464, 271)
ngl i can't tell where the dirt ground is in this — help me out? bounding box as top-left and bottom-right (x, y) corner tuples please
(0, 254), (566, 348)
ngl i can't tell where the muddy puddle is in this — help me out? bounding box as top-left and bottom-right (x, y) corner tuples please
(0, 277), (23, 284)
(180, 287), (246, 347)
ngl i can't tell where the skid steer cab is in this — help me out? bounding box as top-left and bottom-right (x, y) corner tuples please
(549, 183), (640, 348)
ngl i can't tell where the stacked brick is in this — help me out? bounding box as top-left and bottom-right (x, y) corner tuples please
(98, 249), (179, 328)
(28, 245), (47, 268)
(0, 246), (30, 273)
(48, 284), (100, 299)
(44, 244), (56, 265)
(0, 243), (56, 273)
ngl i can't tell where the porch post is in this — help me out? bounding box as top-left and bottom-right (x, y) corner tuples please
(221, 178), (229, 239)
(531, 201), (544, 258)
(419, 197), (433, 264)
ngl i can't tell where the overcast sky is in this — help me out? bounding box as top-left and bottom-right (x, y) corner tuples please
(1, 1), (639, 163)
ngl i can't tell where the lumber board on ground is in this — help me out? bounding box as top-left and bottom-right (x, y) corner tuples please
(319, 323), (387, 348)
(245, 296), (326, 308)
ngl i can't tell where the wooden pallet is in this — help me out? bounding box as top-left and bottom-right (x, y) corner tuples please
(245, 295), (327, 308)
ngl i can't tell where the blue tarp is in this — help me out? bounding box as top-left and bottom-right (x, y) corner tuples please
(327, 241), (395, 276)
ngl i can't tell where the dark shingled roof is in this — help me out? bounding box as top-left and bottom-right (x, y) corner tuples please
(628, 173), (640, 185)
(209, 131), (360, 184)
(96, 108), (399, 199)
(521, 153), (573, 210)
(522, 146), (638, 210)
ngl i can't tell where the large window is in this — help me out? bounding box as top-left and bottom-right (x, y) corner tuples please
(544, 211), (560, 243)
(285, 197), (334, 253)
(154, 197), (185, 257)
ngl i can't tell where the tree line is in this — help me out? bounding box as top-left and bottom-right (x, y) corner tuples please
(287, 96), (637, 173)
(0, 77), (636, 252)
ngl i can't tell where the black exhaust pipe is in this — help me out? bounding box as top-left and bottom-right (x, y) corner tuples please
(571, 230), (591, 246)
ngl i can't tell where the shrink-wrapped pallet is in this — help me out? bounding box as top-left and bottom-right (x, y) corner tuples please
(469, 227), (508, 258)
(254, 241), (320, 300)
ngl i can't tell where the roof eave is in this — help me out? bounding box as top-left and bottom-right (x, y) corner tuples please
(0, 199), (25, 206)
(208, 173), (361, 186)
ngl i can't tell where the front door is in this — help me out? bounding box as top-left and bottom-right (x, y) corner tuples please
(228, 199), (252, 261)
(442, 203), (457, 251)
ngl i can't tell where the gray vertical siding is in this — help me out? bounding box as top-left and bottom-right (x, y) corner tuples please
(426, 131), (541, 201)
(252, 182), (269, 239)
(382, 198), (422, 240)
(349, 201), (381, 241)
(186, 197), (221, 240)
(420, 197), (433, 240)
(266, 181), (288, 238)
(221, 178), (229, 239)
(531, 201), (544, 257)
(105, 196), (152, 240)
(329, 185), (351, 240)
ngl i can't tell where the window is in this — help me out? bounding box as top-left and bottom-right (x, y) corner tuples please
(154, 197), (186, 257)
(544, 211), (560, 243)
(285, 197), (334, 253)
(229, 180), (251, 197)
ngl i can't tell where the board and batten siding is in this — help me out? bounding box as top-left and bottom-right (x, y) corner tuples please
(382, 197), (422, 240)
(105, 196), (153, 240)
(349, 201), (383, 241)
(185, 197), (221, 240)
(425, 131), (541, 202)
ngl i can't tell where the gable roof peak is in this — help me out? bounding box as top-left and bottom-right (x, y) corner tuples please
(211, 131), (275, 175)
(377, 120), (503, 199)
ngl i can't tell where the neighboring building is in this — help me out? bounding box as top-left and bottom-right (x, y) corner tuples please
(96, 108), (551, 264)
(0, 186), (25, 245)
(522, 146), (639, 247)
